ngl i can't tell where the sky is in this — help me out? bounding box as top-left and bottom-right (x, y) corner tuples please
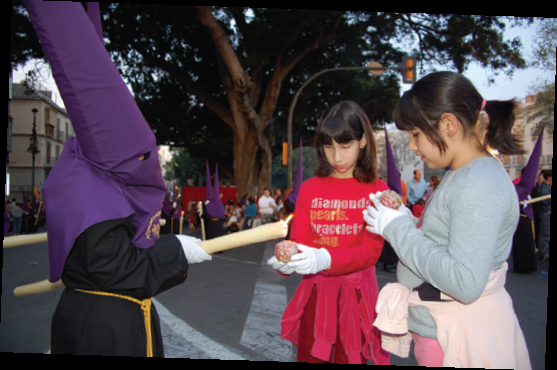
(452, 19), (555, 102)
(13, 17), (555, 109)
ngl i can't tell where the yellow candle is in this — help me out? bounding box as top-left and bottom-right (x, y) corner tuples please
(12, 216), (292, 297)
(198, 220), (288, 254)
(3, 233), (48, 248)
(14, 279), (65, 298)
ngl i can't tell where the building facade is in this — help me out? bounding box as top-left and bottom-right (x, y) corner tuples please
(7, 82), (74, 202)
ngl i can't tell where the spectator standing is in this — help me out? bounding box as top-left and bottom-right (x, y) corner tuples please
(407, 170), (428, 209)
(423, 176), (441, 202)
(242, 197), (258, 230)
(258, 188), (276, 224)
(10, 198), (16, 214)
(11, 203), (24, 236)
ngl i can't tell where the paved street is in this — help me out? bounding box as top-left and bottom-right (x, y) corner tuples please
(1, 229), (547, 367)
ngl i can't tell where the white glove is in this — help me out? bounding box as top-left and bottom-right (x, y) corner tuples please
(372, 191), (413, 218)
(363, 192), (410, 237)
(176, 235), (212, 264)
(267, 256), (296, 276)
(288, 244), (331, 275)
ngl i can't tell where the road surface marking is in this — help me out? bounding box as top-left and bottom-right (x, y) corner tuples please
(239, 241), (295, 361)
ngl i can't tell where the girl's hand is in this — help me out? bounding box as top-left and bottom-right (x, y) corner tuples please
(363, 192), (411, 236)
(288, 244), (331, 275)
(267, 256), (295, 275)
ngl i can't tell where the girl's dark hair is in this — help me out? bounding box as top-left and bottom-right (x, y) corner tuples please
(314, 100), (378, 182)
(393, 71), (524, 155)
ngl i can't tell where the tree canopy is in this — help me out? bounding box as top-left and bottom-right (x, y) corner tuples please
(11, 5), (537, 196)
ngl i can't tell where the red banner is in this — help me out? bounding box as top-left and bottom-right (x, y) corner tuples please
(180, 186), (238, 210)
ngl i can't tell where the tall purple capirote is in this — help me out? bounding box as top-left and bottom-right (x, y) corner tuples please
(515, 125), (545, 220)
(86, 2), (103, 42)
(24, 1), (166, 282)
(162, 189), (173, 216)
(286, 137), (304, 204)
(385, 130), (403, 195)
(204, 161), (225, 218)
(205, 159), (213, 202)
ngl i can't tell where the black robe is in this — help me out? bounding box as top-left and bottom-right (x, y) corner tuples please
(201, 203), (224, 240)
(51, 218), (188, 356)
(511, 212), (538, 274)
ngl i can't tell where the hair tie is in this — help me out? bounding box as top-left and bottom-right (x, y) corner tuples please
(480, 99), (487, 111)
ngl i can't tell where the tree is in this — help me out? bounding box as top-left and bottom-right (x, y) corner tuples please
(530, 18), (556, 72)
(12, 5), (536, 197)
(163, 148), (205, 187)
(526, 19), (555, 135)
(10, 0), (44, 75)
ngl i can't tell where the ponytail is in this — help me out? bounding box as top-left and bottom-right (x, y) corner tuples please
(393, 72), (525, 157)
(482, 100), (525, 155)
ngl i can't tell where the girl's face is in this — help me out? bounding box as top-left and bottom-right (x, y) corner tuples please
(324, 137), (365, 178)
(408, 128), (450, 170)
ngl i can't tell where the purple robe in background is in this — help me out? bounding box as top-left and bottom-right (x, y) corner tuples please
(515, 125), (545, 220)
(23, 1), (166, 283)
(511, 125), (544, 273)
(379, 130), (402, 268)
(385, 130), (402, 196)
(4, 212), (10, 237)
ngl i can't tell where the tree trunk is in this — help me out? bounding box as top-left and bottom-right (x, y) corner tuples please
(197, 6), (274, 199)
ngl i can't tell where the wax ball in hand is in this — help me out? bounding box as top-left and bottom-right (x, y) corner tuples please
(274, 240), (299, 262)
(379, 190), (403, 209)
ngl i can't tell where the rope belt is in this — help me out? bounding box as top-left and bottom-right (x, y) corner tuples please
(75, 289), (153, 357)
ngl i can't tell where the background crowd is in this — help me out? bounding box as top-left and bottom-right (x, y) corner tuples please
(4, 167), (550, 264)
(4, 197), (45, 236)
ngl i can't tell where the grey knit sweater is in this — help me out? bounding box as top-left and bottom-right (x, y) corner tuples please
(384, 157), (519, 339)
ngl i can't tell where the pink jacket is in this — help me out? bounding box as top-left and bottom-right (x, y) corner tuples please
(374, 263), (531, 369)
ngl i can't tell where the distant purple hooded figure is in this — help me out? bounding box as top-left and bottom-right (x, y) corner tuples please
(515, 125), (545, 220)
(204, 161), (225, 219)
(384, 130), (402, 196)
(24, 1), (167, 283)
(286, 138), (304, 205)
(510, 125), (544, 274)
(162, 189), (173, 217)
(4, 212), (10, 237)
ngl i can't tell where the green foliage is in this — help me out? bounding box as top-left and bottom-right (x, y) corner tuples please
(163, 148), (206, 187)
(530, 18), (556, 72)
(272, 144), (315, 190)
(12, 5), (537, 184)
(10, 0), (44, 73)
(526, 19), (556, 136)
(526, 82), (555, 137)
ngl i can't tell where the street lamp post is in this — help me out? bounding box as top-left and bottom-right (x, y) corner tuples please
(27, 108), (40, 194)
(286, 62), (416, 188)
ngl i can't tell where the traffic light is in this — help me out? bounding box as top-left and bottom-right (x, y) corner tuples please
(402, 56), (417, 84)
(282, 142), (288, 167)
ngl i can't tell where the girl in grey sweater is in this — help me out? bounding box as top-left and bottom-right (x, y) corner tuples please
(364, 71), (531, 368)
